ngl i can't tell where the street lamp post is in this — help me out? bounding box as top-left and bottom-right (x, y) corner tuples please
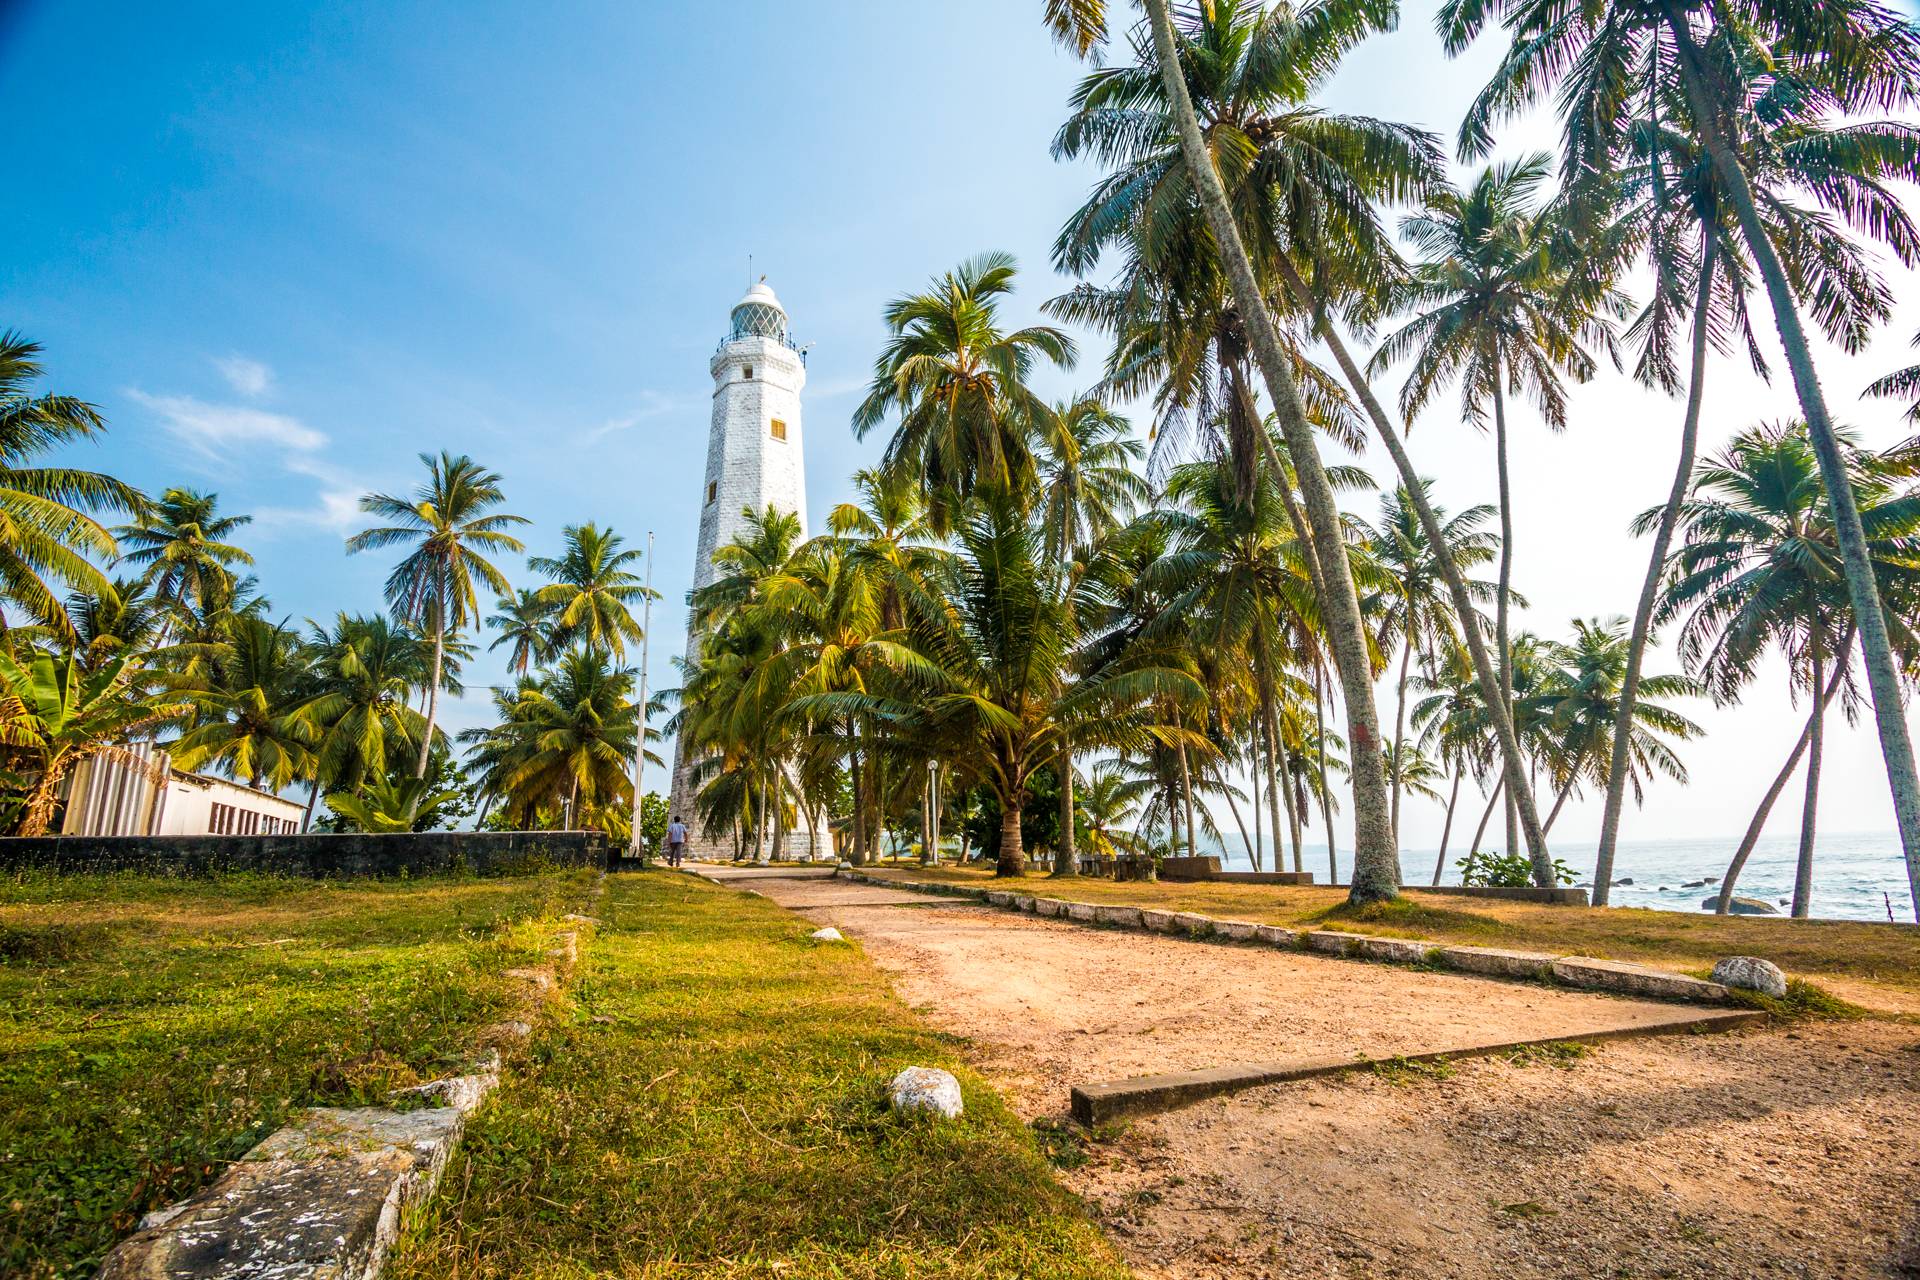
(628, 531), (655, 861)
(925, 758), (941, 867)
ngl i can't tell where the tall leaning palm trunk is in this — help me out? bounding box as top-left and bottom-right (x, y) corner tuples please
(1141, 0), (1397, 901)
(1278, 260), (1554, 886)
(1594, 238), (1717, 902)
(1665, 12), (1920, 919)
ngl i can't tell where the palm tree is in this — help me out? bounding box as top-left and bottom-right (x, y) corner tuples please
(1036, 397), (1151, 564)
(1440, 0), (1920, 917)
(347, 452), (526, 779)
(1076, 760), (1154, 860)
(0, 650), (185, 835)
(1062, 0), (1408, 901)
(486, 588), (552, 676)
(296, 614), (429, 824)
(1375, 154), (1624, 884)
(326, 774), (464, 834)
(1654, 422), (1920, 916)
(529, 522), (649, 659)
(66, 577), (169, 675)
(1412, 646), (1496, 885)
(852, 253), (1074, 531)
(0, 332), (145, 637)
(466, 648), (644, 833)
(1361, 482), (1499, 843)
(1529, 617), (1702, 834)
(114, 488), (254, 622)
(168, 615), (315, 793)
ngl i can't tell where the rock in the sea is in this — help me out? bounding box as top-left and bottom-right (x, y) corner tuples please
(1711, 955), (1788, 998)
(809, 926), (846, 942)
(889, 1066), (963, 1119)
(1701, 895), (1780, 916)
(1613, 878), (1633, 886)
(1682, 879), (1707, 888)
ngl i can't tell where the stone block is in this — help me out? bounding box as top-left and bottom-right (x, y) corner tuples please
(984, 890), (1016, 908)
(1433, 945), (1558, 980)
(1351, 935), (1434, 965)
(1170, 912), (1216, 937)
(1032, 898), (1066, 918)
(1304, 930), (1366, 957)
(1093, 904), (1144, 928)
(1015, 894), (1039, 913)
(1551, 956), (1730, 1003)
(1140, 909), (1179, 933)
(1212, 919), (1259, 941)
(1253, 923), (1299, 948)
(1064, 901), (1100, 923)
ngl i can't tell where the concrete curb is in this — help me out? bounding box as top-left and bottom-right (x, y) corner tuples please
(848, 871), (1737, 1006)
(1068, 1008), (1767, 1124)
(97, 914), (595, 1280)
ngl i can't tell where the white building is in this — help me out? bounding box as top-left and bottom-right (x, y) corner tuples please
(60, 743), (307, 837)
(667, 279), (812, 858)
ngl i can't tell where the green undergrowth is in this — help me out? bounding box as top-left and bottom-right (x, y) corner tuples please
(1718, 977), (1870, 1020)
(0, 868), (593, 1280)
(390, 871), (1130, 1280)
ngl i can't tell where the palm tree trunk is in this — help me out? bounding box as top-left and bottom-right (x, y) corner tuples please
(1249, 738), (1264, 872)
(1666, 9), (1920, 921)
(1489, 367), (1527, 880)
(1222, 763), (1257, 865)
(1543, 778), (1575, 837)
(753, 761), (768, 864)
(1793, 643), (1826, 919)
(1253, 654), (1290, 874)
(1278, 255), (1553, 886)
(1054, 746), (1078, 876)
(1315, 661), (1336, 884)
(1468, 778), (1505, 860)
(1176, 731), (1198, 860)
(1717, 628), (1850, 912)
(303, 780), (321, 833)
(416, 621), (443, 781)
(1141, 0), (1395, 903)
(1391, 630), (1414, 844)
(1595, 237), (1717, 904)
(997, 792), (1025, 876)
(849, 733), (867, 866)
(1269, 705), (1303, 874)
(1432, 771), (1463, 886)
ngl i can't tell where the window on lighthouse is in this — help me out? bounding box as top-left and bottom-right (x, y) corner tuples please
(742, 365), (753, 380)
(770, 418), (788, 441)
(706, 481), (716, 505)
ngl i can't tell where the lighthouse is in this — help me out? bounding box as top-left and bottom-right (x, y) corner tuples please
(666, 279), (809, 857)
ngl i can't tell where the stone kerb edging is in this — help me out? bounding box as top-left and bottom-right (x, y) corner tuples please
(97, 913), (599, 1280)
(842, 870), (1734, 1006)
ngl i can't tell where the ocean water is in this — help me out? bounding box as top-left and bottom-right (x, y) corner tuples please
(1205, 830), (1916, 923)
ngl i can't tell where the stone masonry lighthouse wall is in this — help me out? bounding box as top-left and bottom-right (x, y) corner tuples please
(667, 293), (808, 858)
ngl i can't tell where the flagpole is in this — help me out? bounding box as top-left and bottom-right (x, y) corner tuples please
(629, 530), (655, 859)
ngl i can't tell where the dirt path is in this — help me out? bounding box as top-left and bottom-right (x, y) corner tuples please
(697, 866), (1920, 1278)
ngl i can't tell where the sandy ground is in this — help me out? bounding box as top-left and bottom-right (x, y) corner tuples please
(698, 867), (1920, 1278)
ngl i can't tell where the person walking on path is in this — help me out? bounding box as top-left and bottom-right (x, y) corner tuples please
(666, 815), (688, 868)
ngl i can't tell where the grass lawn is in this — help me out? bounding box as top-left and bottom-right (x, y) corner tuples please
(856, 862), (1920, 1011)
(390, 870), (1129, 1280)
(0, 868), (596, 1280)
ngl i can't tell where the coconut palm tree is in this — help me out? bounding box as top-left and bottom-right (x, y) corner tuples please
(1529, 617), (1703, 834)
(295, 614), (429, 822)
(1412, 646), (1496, 885)
(1654, 422), (1920, 916)
(1374, 154), (1624, 882)
(1360, 482), (1500, 843)
(485, 588), (552, 677)
(1036, 397), (1151, 564)
(347, 452), (526, 780)
(1069, 0), (1445, 901)
(469, 648), (643, 832)
(0, 332), (145, 637)
(1440, 0), (1920, 916)
(529, 522), (650, 660)
(851, 253), (1074, 532)
(1076, 760), (1154, 859)
(168, 615), (315, 794)
(114, 488), (254, 623)
(66, 577), (169, 675)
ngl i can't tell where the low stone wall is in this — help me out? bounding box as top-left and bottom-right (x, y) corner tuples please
(1158, 855), (1222, 881)
(1402, 884), (1589, 906)
(0, 830), (610, 878)
(1211, 871), (1315, 886)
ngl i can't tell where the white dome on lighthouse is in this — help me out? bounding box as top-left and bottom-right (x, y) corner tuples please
(730, 278), (788, 342)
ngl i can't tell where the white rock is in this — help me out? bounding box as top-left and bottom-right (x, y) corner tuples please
(889, 1066), (963, 1119)
(809, 926), (845, 942)
(1711, 955), (1788, 999)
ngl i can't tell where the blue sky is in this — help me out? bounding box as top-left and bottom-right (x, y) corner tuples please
(9, 1), (1920, 856)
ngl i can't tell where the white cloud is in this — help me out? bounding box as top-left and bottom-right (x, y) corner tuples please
(129, 390), (327, 455)
(576, 390), (689, 445)
(213, 355), (274, 398)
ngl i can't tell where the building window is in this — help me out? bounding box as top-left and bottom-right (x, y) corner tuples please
(211, 802), (234, 834)
(743, 365), (753, 380)
(770, 418), (787, 441)
(707, 481), (717, 505)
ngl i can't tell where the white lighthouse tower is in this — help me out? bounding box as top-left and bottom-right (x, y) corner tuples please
(667, 279), (809, 857)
